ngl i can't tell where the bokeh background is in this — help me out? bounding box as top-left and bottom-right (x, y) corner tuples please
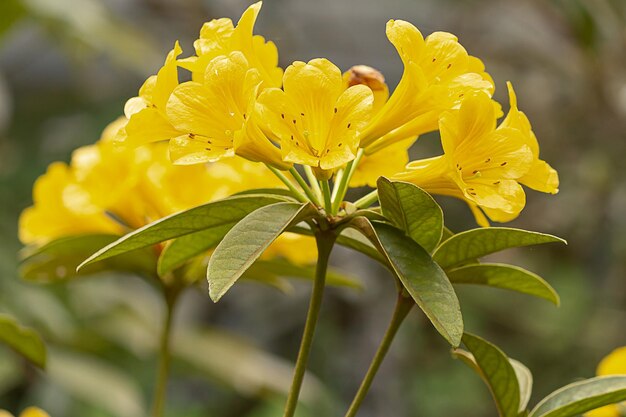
(1, 0), (626, 416)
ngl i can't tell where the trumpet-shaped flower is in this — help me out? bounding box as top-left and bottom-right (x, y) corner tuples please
(180, 2), (283, 88)
(394, 92), (535, 226)
(257, 58), (374, 178)
(119, 42), (184, 148)
(167, 51), (286, 168)
(586, 347), (626, 417)
(501, 82), (559, 194)
(360, 20), (495, 153)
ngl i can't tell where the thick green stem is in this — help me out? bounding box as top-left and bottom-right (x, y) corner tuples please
(344, 294), (413, 417)
(152, 292), (178, 417)
(289, 167), (322, 207)
(283, 231), (335, 417)
(267, 165), (309, 203)
(353, 190), (379, 209)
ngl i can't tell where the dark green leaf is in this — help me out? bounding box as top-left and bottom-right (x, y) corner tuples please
(529, 376), (626, 417)
(350, 218), (462, 346)
(377, 177), (444, 252)
(434, 228), (566, 269)
(0, 314), (46, 368)
(20, 234), (157, 282)
(157, 224), (233, 276)
(454, 333), (521, 417)
(447, 263), (559, 305)
(208, 202), (317, 301)
(78, 194), (286, 270)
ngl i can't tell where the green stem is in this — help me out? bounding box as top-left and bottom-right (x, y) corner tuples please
(330, 169), (345, 203)
(320, 180), (333, 213)
(152, 292), (178, 417)
(353, 190), (378, 209)
(303, 165), (323, 199)
(331, 149), (364, 215)
(344, 295), (413, 417)
(289, 167), (322, 207)
(283, 231), (335, 417)
(267, 165), (309, 203)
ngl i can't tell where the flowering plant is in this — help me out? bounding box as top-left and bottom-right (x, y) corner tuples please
(9, 2), (626, 417)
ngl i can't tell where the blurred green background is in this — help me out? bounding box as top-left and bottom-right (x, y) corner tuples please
(1, 0), (626, 416)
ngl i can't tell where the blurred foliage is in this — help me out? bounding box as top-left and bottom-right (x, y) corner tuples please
(1, 0), (625, 416)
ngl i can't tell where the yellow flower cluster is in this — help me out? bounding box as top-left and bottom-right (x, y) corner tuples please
(19, 119), (316, 265)
(586, 347), (626, 417)
(107, 1), (557, 225)
(0, 407), (49, 417)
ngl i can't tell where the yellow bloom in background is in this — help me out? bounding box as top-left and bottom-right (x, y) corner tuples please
(18, 161), (123, 245)
(180, 1), (283, 88)
(360, 20), (495, 153)
(501, 82), (559, 194)
(394, 92), (534, 226)
(261, 232), (318, 265)
(586, 347), (626, 417)
(119, 42), (184, 148)
(167, 52), (268, 165)
(0, 407), (50, 417)
(350, 138), (415, 187)
(257, 58), (374, 178)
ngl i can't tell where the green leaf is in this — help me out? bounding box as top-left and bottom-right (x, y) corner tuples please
(447, 263), (560, 305)
(511, 359), (533, 412)
(453, 333), (521, 417)
(78, 194), (286, 270)
(529, 376), (626, 417)
(20, 234), (157, 282)
(208, 202), (316, 301)
(350, 218), (463, 346)
(433, 228), (566, 269)
(157, 224), (233, 276)
(377, 177), (444, 252)
(0, 314), (46, 368)
(242, 259), (363, 290)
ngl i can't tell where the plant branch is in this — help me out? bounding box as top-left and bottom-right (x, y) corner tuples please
(321, 180), (333, 213)
(353, 190), (379, 209)
(343, 294), (413, 417)
(152, 290), (179, 417)
(283, 231), (335, 417)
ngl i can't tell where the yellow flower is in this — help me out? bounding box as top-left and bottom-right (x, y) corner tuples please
(119, 42), (184, 148)
(360, 20), (495, 153)
(0, 407), (50, 417)
(586, 347), (626, 417)
(394, 92), (534, 226)
(180, 2), (283, 88)
(261, 232), (317, 265)
(167, 51), (286, 168)
(257, 58), (374, 178)
(20, 118), (288, 245)
(341, 65), (416, 187)
(501, 82), (559, 194)
(18, 161), (123, 245)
